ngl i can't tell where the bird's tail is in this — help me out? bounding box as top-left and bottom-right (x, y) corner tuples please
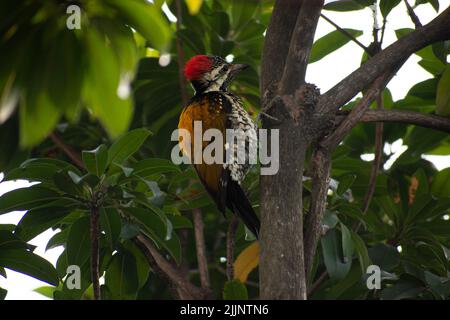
(226, 180), (260, 238)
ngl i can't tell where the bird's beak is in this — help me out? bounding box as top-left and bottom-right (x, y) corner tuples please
(229, 63), (249, 76)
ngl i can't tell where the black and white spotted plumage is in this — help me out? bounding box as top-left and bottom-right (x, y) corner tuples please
(222, 92), (258, 184)
(180, 55), (260, 237)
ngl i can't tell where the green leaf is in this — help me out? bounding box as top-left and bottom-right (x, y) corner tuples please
(324, 264), (363, 299)
(6, 158), (80, 184)
(15, 207), (70, 242)
(230, 0), (259, 30)
(107, 128), (151, 166)
(105, 251), (139, 300)
(19, 77), (60, 147)
(323, 0), (366, 12)
(46, 29), (84, 121)
(0, 230), (28, 250)
(105, 0), (172, 52)
(431, 168), (450, 198)
(415, 0), (439, 11)
(309, 29), (363, 63)
(34, 285), (58, 299)
(123, 241), (150, 289)
(368, 244), (399, 272)
(83, 27), (133, 138)
(379, 0), (401, 18)
(381, 280), (424, 300)
(395, 28), (413, 40)
(100, 207), (122, 250)
(53, 171), (84, 197)
(424, 271), (450, 299)
(223, 279), (248, 300)
(407, 78), (438, 100)
(0, 186), (60, 215)
(0, 287), (6, 300)
(0, 249), (59, 285)
(82, 144), (108, 177)
(350, 231), (371, 273)
(436, 65), (450, 116)
(170, 215), (193, 229)
(66, 216), (91, 267)
(337, 174), (357, 196)
(119, 222), (141, 240)
(132, 158), (182, 178)
(46, 229), (69, 251)
(321, 227), (353, 281)
(94, 19), (138, 75)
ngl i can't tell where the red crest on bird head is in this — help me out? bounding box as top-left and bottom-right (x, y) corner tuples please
(184, 55), (213, 81)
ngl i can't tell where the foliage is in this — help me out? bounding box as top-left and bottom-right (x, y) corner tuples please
(0, 0), (449, 300)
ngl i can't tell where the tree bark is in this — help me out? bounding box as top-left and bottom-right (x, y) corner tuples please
(260, 0), (324, 300)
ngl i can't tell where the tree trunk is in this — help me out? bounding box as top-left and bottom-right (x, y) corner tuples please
(259, 0), (323, 300)
(260, 124), (308, 299)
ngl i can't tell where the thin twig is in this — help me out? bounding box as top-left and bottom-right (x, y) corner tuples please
(336, 109), (450, 133)
(49, 132), (84, 169)
(320, 13), (371, 55)
(90, 205), (101, 300)
(318, 6), (450, 114)
(135, 234), (210, 299)
(404, 0), (422, 28)
(323, 86), (381, 150)
(352, 7), (386, 230)
(226, 214), (238, 281)
(380, 18), (387, 45)
(362, 96), (384, 214)
(304, 148), (331, 278)
(354, 95), (384, 232)
(307, 271), (328, 296)
(192, 208), (211, 290)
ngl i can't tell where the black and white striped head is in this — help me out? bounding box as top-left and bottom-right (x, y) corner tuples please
(184, 55), (248, 94)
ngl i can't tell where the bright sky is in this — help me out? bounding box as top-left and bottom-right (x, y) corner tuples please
(0, 0), (449, 300)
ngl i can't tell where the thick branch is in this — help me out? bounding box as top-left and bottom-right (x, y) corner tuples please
(322, 76), (385, 150)
(404, 0), (422, 28)
(226, 214), (238, 281)
(336, 109), (450, 133)
(135, 234), (208, 299)
(318, 7), (450, 113)
(261, 0), (303, 98)
(304, 148), (331, 279)
(279, 0), (324, 95)
(90, 205), (100, 300)
(49, 132), (84, 169)
(192, 208), (211, 290)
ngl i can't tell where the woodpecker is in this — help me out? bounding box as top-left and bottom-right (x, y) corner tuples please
(178, 55), (260, 238)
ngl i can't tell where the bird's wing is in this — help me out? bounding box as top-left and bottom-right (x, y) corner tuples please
(178, 94), (228, 214)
